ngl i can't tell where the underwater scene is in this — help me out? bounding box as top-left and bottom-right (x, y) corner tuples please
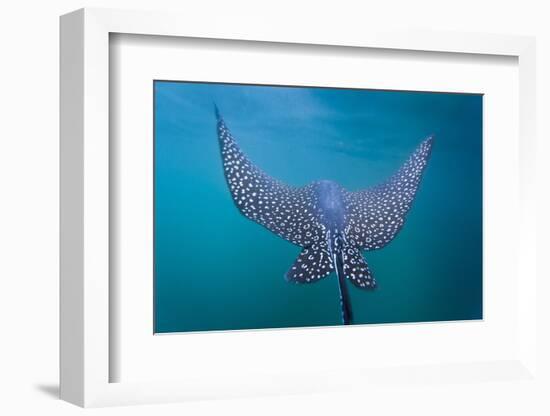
(154, 81), (482, 333)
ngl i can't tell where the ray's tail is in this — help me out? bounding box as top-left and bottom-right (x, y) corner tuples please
(334, 253), (353, 325)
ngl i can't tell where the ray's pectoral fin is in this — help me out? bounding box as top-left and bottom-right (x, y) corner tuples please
(345, 136), (434, 250)
(285, 243), (334, 284)
(216, 110), (321, 248)
(342, 246), (377, 290)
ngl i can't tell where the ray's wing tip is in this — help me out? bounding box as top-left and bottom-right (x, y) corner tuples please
(421, 134), (435, 154)
(213, 102), (222, 121)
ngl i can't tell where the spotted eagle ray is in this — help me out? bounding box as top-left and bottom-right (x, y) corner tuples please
(215, 106), (434, 325)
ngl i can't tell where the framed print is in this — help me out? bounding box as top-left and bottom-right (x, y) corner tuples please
(60, 8), (539, 408)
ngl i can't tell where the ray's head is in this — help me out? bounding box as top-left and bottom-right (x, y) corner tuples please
(313, 180), (346, 238)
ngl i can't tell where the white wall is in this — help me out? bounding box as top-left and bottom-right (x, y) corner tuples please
(1, 1), (548, 415)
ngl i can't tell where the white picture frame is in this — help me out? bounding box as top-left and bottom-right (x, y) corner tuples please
(60, 7), (538, 407)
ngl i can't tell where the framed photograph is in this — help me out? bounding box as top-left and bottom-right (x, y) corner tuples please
(60, 8), (538, 407)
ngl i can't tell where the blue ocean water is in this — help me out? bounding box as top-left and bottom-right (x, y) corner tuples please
(154, 81), (482, 333)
